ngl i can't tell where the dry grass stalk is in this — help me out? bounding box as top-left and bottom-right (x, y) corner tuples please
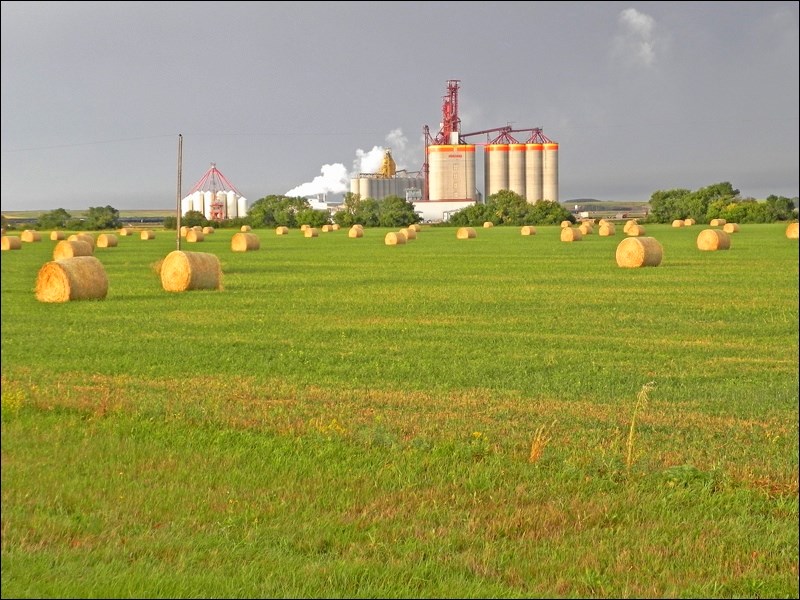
(626, 381), (655, 471)
(35, 256), (108, 303)
(529, 420), (556, 463)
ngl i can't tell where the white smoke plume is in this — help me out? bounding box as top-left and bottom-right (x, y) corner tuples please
(612, 7), (657, 68)
(285, 128), (420, 199)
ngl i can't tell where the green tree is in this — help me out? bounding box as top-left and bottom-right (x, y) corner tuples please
(524, 200), (573, 225)
(181, 210), (208, 228)
(36, 208), (72, 229)
(248, 195), (309, 228)
(333, 193), (381, 227)
(295, 208), (331, 228)
(378, 195), (420, 227)
(84, 205), (121, 230)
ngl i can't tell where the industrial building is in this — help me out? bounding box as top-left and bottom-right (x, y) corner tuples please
(181, 163), (248, 221)
(350, 80), (559, 222)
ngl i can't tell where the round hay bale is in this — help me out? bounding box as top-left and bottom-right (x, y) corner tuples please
(180, 226), (190, 237)
(598, 223), (616, 236)
(683, 218), (696, 226)
(35, 256), (108, 303)
(623, 220), (638, 234)
(722, 223), (740, 234)
(275, 226), (289, 235)
(385, 231), (407, 245)
(456, 227), (476, 239)
(408, 223), (421, 232)
(304, 227), (319, 238)
(520, 225), (537, 236)
(1, 236), (22, 250)
(53, 239), (93, 260)
(483, 221), (494, 228)
(560, 227), (582, 242)
(598, 219), (610, 227)
(348, 226), (363, 238)
(231, 232), (260, 252)
(710, 218), (726, 227)
(578, 223), (593, 235)
(202, 226), (215, 234)
(68, 233), (95, 248)
(352, 223), (364, 231)
(300, 224), (309, 231)
(186, 230), (204, 243)
(400, 227), (416, 240)
(97, 233), (118, 248)
(240, 225), (252, 232)
(50, 231), (66, 241)
(560, 220), (572, 228)
(321, 224), (333, 232)
(160, 250), (221, 292)
(140, 230), (155, 240)
(786, 222), (799, 239)
(626, 224), (646, 237)
(21, 230), (42, 242)
(616, 237), (663, 268)
(697, 228), (731, 251)
(118, 227), (133, 236)
(332, 223), (341, 231)
(671, 219), (684, 228)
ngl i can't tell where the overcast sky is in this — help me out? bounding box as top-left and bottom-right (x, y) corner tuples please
(1, 1), (798, 212)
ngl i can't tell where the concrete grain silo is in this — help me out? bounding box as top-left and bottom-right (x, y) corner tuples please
(543, 142), (559, 202)
(525, 142), (544, 202)
(484, 144), (509, 198)
(508, 143), (526, 197)
(427, 144), (476, 201)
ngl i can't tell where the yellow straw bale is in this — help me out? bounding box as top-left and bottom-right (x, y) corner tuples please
(352, 223), (364, 231)
(385, 231), (407, 245)
(560, 220), (572, 228)
(180, 226), (190, 237)
(231, 232), (260, 252)
(483, 221), (494, 228)
(616, 237), (663, 268)
(240, 225), (252, 232)
(1, 236), (22, 250)
(683, 218), (695, 226)
(50, 231), (66, 241)
(332, 223), (341, 231)
(456, 227), (476, 239)
(192, 226), (203, 232)
(275, 226), (289, 235)
(626, 224), (646, 237)
(304, 227), (319, 238)
(578, 223), (593, 235)
(97, 233), (118, 248)
(520, 225), (537, 236)
(722, 223), (740, 234)
(118, 227), (132, 236)
(53, 239), (93, 260)
(68, 233), (95, 248)
(160, 250), (222, 292)
(202, 226), (215, 234)
(697, 228), (731, 251)
(710, 218), (726, 227)
(348, 226), (363, 238)
(186, 230), (204, 243)
(400, 227), (417, 240)
(786, 222), (799, 239)
(140, 230), (155, 240)
(560, 227), (582, 242)
(623, 220), (638, 234)
(35, 256), (108, 303)
(671, 220), (684, 228)
(321, 224), (333, 232)
(599, 223), (616, 236)
(21, 230), (42, 242)
(300, 224), (309, 231)
(409, 224), (421, 232)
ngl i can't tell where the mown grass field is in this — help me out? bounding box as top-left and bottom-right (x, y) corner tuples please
(1, 223), (798, 598)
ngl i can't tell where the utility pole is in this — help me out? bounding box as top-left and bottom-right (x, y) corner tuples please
(176, 134), (182, 250)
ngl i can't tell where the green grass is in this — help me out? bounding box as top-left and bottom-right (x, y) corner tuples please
(2, 223), (798, 598)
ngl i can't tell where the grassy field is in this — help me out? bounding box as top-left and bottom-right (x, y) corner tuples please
(1, 223), (798, 598)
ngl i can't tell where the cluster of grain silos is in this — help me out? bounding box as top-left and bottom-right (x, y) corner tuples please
(349, 174), (425, 201)
(180, 190), (248, 221)
(426, 144), (477, 201)
(484, 141), (558, 202)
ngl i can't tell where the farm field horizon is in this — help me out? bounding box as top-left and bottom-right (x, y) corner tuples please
(1, 223), (798, 598)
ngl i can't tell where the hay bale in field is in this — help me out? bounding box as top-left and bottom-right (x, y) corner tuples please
(304, 227), (319, 238)
(520, 225), (537, 236)
(348, 226), (363, 238)
(240, 225), (252, 232)
(202, 226), (215, 234)
(321, 224), (333, 232)
(53, 239), (93, 260)
(400, 227), (416, 240)
(616, 237), (663, 268)
(300, 224), (309, 232)
(722, 223), (740, 234)
(560, 220), (572, 228)
(385, 231), (407, 245)
(598, 219), (610, 227)
(483, 221), (494, 228)
(599, 222), (616, 236)
(21, 230), (42, 242)
(180, 226), (190, 237)
(186, 229), (204, 243)
(710, 218), (726, 227)
(408, 223), (421, 232)
(231, 232), (260, 252)
(67, 233), (95, 248)
(623, 220), (638, 234)
(275, 226), (289, 235)
(626, 224), (646, 237)
(697, 228), (731, 251)
(140, 230), (155, 240)
(671, 219), (684, 228)
(683, 218), (695, 226)
(332, 223), (341, 231)
(456, 227), (476, 239)
(578, 223), (593, 235)
(1, 236), (22, 250)
(97, 233), (118, 248)
(50, 231), (66, 241)
(118, 227), (133, 236)
(160, 250), (222, 292)
(35, 256), (108, 303)
(560, 227), (582, 242)
(352, 223), (364, 231)
(786, 222), (799, 239)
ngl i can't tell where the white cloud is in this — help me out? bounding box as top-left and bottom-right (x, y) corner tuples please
(612, 7), (657, 68)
